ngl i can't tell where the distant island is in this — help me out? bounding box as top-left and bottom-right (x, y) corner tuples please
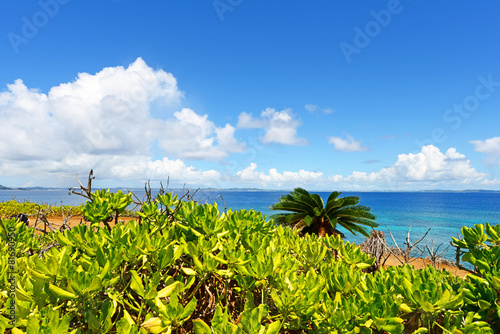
(1, 184), (499, 193)
(0, 185), (65, 191)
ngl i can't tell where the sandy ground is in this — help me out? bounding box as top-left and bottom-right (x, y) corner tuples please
(28, 216), (470, 278)
(28, 215), (136, 231)
(381, 254), (469, 278)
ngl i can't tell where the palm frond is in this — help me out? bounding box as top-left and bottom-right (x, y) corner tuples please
(291, 187), (311, 197)
(339, 221), (371, 237)
(290, 193), (322, 212)
(269, 188), (379, 239)
(309, 193), (325, 209)
(338, 216), (379, 228)
(336, 197), (359, 207)
(335, 207), (377, 221)
(269, 201), (312, 214)
(324, 199), (342, 216)
(270, 212), (309, 226)
(327, 191), (342, 203)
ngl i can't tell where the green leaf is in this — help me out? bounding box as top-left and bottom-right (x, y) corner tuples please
(129, 270), (145, 297)
(179, 297), (197, 320)
(26, 315), (41, 334)
(84, 276), (102, 294)
(303, 216), (313, 227)
(181, 267), (197, 276)
(478, 299), (491, 310)
(193, 319), (212, 334)
(96, 247), (106, 267)
(141, 317), (166, 334)
(50, 311), (73, 334)
(99, 260), (110, 280)
(265, 321), (282, 334)
(48, 284), (77, 300)
(492, 276), (500, 289)
(157, 281), (183, 298)
(122, 308), (136, 326)
(16, 286), (34, 302)
(420, 302), (435, 313)
(380, 317), (404, 334)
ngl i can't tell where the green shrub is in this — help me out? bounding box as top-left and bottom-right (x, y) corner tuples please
(0, 200), (85, 218)
(0, 189), (498, 333)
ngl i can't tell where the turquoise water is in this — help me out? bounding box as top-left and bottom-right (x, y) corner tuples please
(2, 189), (499, 261)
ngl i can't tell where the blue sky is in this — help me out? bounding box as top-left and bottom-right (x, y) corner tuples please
(1, 0), (499, 190)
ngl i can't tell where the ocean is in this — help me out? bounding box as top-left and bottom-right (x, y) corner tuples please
(1, 188), (499, 262)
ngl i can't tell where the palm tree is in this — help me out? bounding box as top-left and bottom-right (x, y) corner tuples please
(270, 188), (378, 238)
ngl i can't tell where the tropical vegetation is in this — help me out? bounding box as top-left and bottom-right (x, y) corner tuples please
(270, 188), (379, 238)
(0, 200), (85, 218)
(0, 188), (499, 333)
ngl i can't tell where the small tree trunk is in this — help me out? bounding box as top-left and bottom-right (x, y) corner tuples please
(317, 218), (329, 237)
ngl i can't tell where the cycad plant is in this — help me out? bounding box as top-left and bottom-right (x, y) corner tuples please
(270, 188), (379, 238)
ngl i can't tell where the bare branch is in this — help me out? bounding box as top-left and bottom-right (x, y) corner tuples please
(69, 169), (95, 201)
(216, 195), (228, 216)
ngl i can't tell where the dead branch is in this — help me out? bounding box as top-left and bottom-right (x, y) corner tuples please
(417, 240), (450, 269)
(69, 169), (95, 201)
(216, 195), (228, 216)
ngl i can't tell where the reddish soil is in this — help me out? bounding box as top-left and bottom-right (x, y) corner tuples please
(381, 254), (469, 278)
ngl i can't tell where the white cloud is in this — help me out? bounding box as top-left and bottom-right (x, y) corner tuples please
(107, 156), (221, 184)
(0, 58), (245, 185)
(237, 163), (323, 187)
(327, 145), (488, 189)
(157, 108), (246, 160)
(0, 155), (221, 187)
(237, 111), (266, 128)
(305, 104), (334, 114)
(304, 104), (317, 112)
(328, 135), (369, 152)
(470, 136), (500, 165)
(237, 108), (308, 146)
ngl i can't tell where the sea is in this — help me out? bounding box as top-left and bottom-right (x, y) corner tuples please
(1, 188), (499, 262)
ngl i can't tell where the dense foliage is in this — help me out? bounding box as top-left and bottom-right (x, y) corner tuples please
(0, 200), (85, 218)
(0, 189), (499, 333)
(270, 188), (379, 238)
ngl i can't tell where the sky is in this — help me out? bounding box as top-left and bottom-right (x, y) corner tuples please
(0, 1), (499, 191)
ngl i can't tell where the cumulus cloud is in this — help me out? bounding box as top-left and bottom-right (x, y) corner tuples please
(0, 58), (244, 185)
(237, 108), (308, 146)
(206, 145), (495, 189)
(328, 135), (369, 152)
(156, 108), (246, 160)
(107, 156), (221, 184)
(470, 136), (500, 165)
(237, 163), (322, 187)
(327, 145), (488, 189)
